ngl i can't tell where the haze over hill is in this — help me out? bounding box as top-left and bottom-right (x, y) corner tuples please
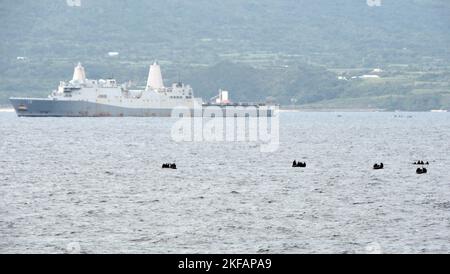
(1, 0), (450, 110)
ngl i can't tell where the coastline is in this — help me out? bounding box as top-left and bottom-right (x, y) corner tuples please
(1, 105), (447, 114)
(279, 108), (384, 112)
(279, 106), (449, 112)
(1, 108), (447, 114)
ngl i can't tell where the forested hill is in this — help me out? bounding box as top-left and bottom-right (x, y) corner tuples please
(1, 0), (450, 110)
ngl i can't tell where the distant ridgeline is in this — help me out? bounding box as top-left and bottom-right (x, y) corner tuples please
(1, 0), (449, 110)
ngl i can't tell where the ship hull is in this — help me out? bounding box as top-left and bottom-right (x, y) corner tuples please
(9, 98), (273, 117)
(9, 98), (186, 117)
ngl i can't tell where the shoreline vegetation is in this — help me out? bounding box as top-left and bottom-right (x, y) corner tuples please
(3, 60), (449, 111)
(1, 1), (449, 111)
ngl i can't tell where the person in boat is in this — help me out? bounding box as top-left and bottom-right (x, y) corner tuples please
(373, 163), (383, 170)
(293, 161), (306, 168)
(416, 167), (427, 174)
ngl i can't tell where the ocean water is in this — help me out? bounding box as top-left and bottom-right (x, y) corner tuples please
(0, 111), (449, 254)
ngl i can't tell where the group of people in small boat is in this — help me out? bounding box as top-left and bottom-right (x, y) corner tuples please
(414, 160), (429, 174)
(373, 163), (384, 170)
(162, 163), (177, 169)
(372, 161), (430, 174)
(373, 161), (431, 174)
(292, 160), (306, 168)
(416, 167), (428, 174)
(165, 159), (430, 173)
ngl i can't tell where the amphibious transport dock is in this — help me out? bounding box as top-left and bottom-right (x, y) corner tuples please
(10, 63), (274, 117)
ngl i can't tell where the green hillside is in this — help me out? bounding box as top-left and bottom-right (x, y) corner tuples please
(1, 0), (449, 110)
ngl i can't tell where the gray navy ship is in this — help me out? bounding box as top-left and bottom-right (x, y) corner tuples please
(10, 62), (273, 117)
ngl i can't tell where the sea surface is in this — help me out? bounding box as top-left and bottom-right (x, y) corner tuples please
(0, 111), (449, 254)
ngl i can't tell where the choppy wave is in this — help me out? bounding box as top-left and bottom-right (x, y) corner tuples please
(0, 111), (449, 253)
